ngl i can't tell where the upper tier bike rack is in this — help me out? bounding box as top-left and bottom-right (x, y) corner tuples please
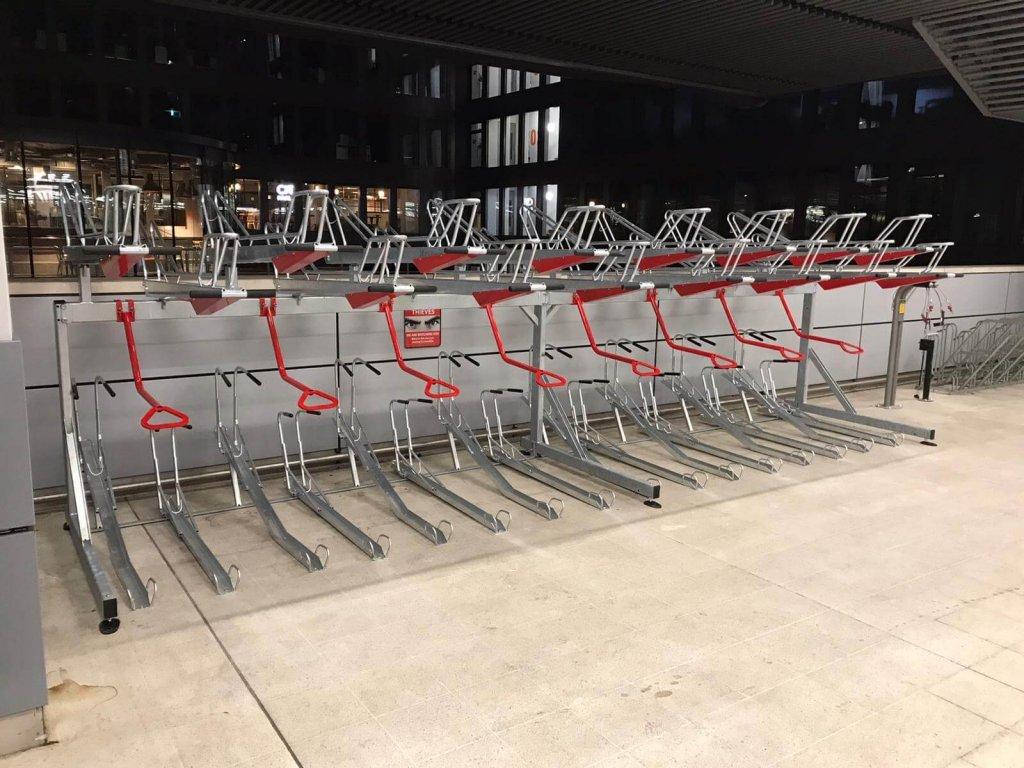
(214, 366), (329, 572)
(336, 358), (452, 545)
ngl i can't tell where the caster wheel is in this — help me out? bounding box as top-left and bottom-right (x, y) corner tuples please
(62, 521), (70, 531)
(644, 500), (662, 509)
(99, 618), (120, 635)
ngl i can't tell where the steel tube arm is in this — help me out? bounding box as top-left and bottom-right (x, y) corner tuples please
(484, 304), (567, 388)
(572, 294), (660, 376)
(715, 289), (803, 362)
(115, 300), (191, 430)
(774, 290), (862, 355)
(379, 298), (460, 399)
(260, 299), (340, 412)
(645, 290), (737, 369)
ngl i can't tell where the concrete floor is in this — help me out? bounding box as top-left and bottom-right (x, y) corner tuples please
(5, 384), (1024, 768)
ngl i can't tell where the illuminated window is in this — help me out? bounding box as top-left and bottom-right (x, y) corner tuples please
(544, 107), (560, 161)
(504, 114), (520, 165)
(524, 111), (539, 164)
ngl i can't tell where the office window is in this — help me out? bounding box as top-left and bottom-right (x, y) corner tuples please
(401, 134), (417, 166)
(504, 114), (520, 166)
(545, 107), (560, 161)
(543, 185), (559, 233)
(852, 164), (889, 234)
(1, 141), (29, 276)
(470, 65), (485, 99)
(524, 185), (538, 212)
(915, 81), (957, 116)
(430, 129), (444, 168)
(859, 81), (898, 129)
(547, 74), (561, 85)
(487, 66), (501, 97)
(23, 142), (76, 275)
(150, 89), (184, 131)
(428, 64), (443, 98)
(334, 185), (361, 215)
(470, 123), (483, 168)
(524, 111), (539, 164)
(336, 133), (354, 161)
(397, 189), (420, 234)
(107, 86), (140, 125)
(486, 118), (500, 167)
(171, 154), (201, 240)
(102, 12), (137, 61)
(505, 69), (520, 94)
(503, 187), (519, 236)
(271, 111), (286, 147)
(525, 72), (541, 89)
(228, 179), (261, 231)
(485, 188), (499, 234)
(366, 187), (391, 231)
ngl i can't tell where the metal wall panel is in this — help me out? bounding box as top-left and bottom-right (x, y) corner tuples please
(0, 531), (47, 718)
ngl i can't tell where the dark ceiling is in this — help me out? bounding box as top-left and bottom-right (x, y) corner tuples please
(158, 0), (972, 95)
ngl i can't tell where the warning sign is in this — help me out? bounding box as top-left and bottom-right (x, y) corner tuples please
(403, 309), (442, 348)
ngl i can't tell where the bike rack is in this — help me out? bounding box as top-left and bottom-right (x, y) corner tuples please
(337, 358), (452, 545)
(72, 377), (157, 610)
(435, 351), (564, 520)
(480, 385), (612, 509)
(715, 289), (804, 363)
(774, 290), (863, 355)
(483, 303), (568, 389)
(389, 394), (508, 534)
(278, 410), (390, 560)
(215, 367), (328, 572)
(569, 360), (714, 487)
(115, 301), (240, 596)
(529, 377), (663, 506)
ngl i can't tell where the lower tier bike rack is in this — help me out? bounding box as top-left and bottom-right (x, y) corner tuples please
(527, 384), (662, 506)
(215, 367), (328, 572)
(338, 359), (452, 545)
(567, 377), (708, 490)
(438, 351), (564, 520)
(278, 411), (390, 560)
(390, 396), (509, 534)
(74, 377), (157, 610)
(481, 388), (611, 509)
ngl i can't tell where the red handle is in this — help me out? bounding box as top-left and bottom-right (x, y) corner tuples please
(715, 289), (804, 362)
(484, 304), (567, 389)
(379, 299), (461, 399)
(645, 291), (738, 369)
(260, 299), (340, 413)
(775, 291), (863, 355)
(573, 294), (661, 377)
(116, 300), (191, 431)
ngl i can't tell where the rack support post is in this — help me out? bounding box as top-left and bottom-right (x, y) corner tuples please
(793, 292), (814, 408)
(527, 304), (549, 450)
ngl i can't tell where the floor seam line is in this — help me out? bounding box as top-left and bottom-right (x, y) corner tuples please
(132, 503), (305, 768)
